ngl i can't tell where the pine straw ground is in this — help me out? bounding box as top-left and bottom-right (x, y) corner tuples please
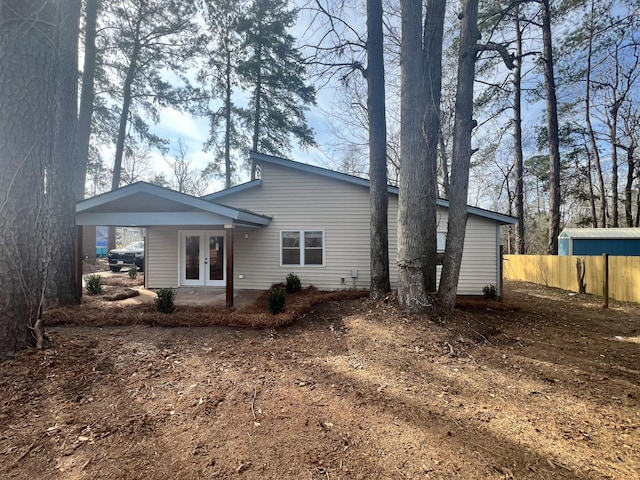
(1, 279), (639, 479)
(45, 275), (369, 329)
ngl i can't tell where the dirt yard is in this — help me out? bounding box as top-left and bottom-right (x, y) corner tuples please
(1, 280), (639, 479)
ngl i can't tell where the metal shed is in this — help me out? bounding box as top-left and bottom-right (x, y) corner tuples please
(558, 228), (640, 256)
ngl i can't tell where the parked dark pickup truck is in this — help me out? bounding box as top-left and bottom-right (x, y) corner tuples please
(107, 241), (144, 272)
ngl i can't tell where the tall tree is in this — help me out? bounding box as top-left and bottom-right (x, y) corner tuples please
(200, 0), (246, 189)
(619, 106), (639, 227)
(540, 0), (561, 253)
(238, 0), (316, 162)
(513, 11), (526, 253)
(437, 0), (481, 312)
(95, 0), (199, 194)
(76, 0), (99, 200)
(1, 0), (58, 359)
(421, 0), (446, 289)
(367, 0), (391, 300)
(297, 0), (392, 300)
(98, 0), (199, 249)
(583, 0), (606, 228)
(397, 0), (443, 311)
(45, 0), (82, 305)
(437, 0), (514, 311)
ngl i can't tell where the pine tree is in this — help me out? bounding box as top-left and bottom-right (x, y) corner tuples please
(97, 0), (201, 192)
(237, 0), (316, 160)
(1, 0), (63, 359)
(200, 0), (247, 188)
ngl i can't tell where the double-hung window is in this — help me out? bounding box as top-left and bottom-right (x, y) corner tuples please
(437, 231), (447, 253)
(281, 230), (324, 266)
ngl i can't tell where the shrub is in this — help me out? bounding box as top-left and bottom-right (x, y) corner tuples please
(285, 272), (301, 293)
(128, 265), (138, 279)
(483, 284), (498, 300)
(155, 288), (177, 314)
(86, 274), (103, 294)
(268, 287), (286, 314)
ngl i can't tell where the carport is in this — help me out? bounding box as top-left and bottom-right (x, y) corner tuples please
(76, 182), (271, 307)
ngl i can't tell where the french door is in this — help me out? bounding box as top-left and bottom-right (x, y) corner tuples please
(180, 231), (225, 286)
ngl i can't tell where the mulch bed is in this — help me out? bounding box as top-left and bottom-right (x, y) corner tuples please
(45, 284), (369, 329)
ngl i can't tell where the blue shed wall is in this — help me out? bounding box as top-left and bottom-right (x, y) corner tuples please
(572, 239), (640, 256)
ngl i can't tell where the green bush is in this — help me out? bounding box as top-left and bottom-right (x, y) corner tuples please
(86, 274), (103, 294)
(128, 265), (138, 279)
(155, 288), (176, 314)
(268, 287), (286, 314)
(285, 272), (301, 293)
(483, 284), (498, 300)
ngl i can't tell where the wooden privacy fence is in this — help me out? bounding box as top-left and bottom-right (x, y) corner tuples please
(503, 254), (640, 305)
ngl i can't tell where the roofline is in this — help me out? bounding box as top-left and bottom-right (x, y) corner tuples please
(250, 151), (516, 225)
(560, 227), (640, 239)
(201, 179), (262, 201)
(76, 181), (270, 226)
(436, 198), (517, 225)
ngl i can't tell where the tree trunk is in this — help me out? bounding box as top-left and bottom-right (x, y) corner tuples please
(398, 0), (431, 311)
(609, 113), (620, 227)
(367, 0), (391, 301)
(45, 0), (82, 306)
(437, 0), (479, 313)
(110, 17), (142, 252)
(252, 42), (263, 152)
(513, 13), (525, 254)
(586, 147), (598, 228)
(224, 44), (232, 189)
(623, 143), (635, 227)
(584, 0), (605, 228)
(112, 41), (140, 193)
(541, 0), (561, 254)
(421, 0), (446, 291)
(0, 0), (56, 360)
(76, 0), (99, 201)
(250, 34), (262, 181)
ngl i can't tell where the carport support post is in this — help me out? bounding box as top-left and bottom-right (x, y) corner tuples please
(225, 224), (234, 308)
(602, 253), (609, 309)
(75, 225), (83, 299)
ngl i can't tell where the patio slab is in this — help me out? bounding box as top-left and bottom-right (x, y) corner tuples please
(120, 286), (263, 308)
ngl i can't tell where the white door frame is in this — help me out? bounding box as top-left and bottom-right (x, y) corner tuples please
(179, 230), (226, 287)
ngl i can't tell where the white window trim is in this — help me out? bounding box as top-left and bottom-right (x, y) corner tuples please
(280, 230), (325, 267)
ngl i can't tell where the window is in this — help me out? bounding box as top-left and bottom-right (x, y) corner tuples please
(437, 231), (447, 252)
(281, 230), (324, 266)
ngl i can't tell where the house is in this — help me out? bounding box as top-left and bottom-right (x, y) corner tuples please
(76, 151), (516, 306)
(559, 227), (640, 256)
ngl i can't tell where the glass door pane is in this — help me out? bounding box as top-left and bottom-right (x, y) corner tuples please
(185, 235), (200, 280)
(209, 235), (224, 281)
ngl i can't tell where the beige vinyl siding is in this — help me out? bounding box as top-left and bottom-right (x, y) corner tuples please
(456, 216), (498, 295)
(222, 163), (373, 290)
(431, 212), (498, 295)
(387, 195), (398, 288)
(144, 162), (502, 294)
(146, 227), (180, 288)
(221, 163), (501, 293)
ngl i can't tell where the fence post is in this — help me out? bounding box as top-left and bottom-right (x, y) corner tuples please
(499, 245), (504, 301)
(602, 253), (609, 309)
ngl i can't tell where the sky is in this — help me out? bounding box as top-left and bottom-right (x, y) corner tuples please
(142, 0), (368, 194)
(148, 87), (339, 194)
